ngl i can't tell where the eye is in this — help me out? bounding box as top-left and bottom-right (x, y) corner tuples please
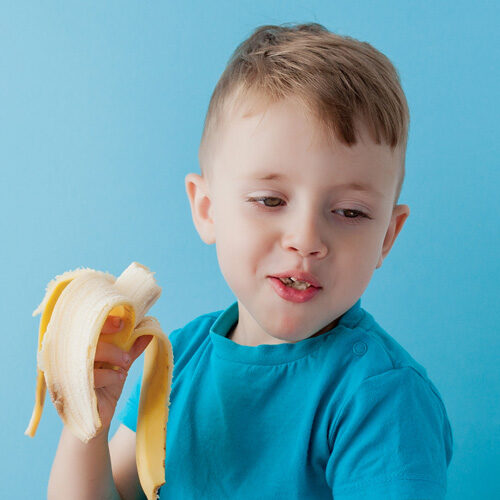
(332, 209), (370, 223)
(247, 196), (284, 208)
(247, 197), (371, 223)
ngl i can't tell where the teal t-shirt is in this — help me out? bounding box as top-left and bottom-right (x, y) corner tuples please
(117, 298), (453, 499)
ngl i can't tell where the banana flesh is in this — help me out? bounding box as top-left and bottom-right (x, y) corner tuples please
(25, 261), (174, 500)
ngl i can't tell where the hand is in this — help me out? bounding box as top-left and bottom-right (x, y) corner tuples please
(93, 315), (153, 431)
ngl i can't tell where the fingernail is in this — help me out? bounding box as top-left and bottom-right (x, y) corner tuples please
(123, 352), (131, 363)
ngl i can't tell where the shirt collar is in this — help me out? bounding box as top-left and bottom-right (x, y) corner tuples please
(209, 298), (363, 365)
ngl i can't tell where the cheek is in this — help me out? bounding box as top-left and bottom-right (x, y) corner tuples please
(215, 201), (271, 247)
(334, 233), (381, 278)
(214, 216), (270, 284)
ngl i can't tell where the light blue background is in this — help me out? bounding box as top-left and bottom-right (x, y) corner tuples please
(1, 1), (498, 498)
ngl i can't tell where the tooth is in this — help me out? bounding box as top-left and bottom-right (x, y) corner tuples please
(279, 277), (311, 289)
(292, 281), (310, 290)
(290, 277), (308, 285)
(25, 261), (174, 500)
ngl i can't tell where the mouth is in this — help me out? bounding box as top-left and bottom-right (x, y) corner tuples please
(268, 272), (322, 289)
(273, 277), (318, 290)
(268, 277), (321, 303)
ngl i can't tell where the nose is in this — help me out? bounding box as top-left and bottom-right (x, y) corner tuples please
(281, 210), (328, 259)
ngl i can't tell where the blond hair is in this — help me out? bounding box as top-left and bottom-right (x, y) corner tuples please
(198, 22), (410, 205)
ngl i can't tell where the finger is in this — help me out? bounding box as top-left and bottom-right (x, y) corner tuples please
(129, 335), (153, 363)
(95, 341), (131, 370)
(101, 315), (123, 334)
(97, 378), (124, 402)
(94, 368), (127, 389)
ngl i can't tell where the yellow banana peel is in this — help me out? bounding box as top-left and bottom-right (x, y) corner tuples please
(25, 261), (174, 500)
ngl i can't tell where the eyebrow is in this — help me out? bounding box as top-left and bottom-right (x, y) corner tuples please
(253, 172), (384, 198)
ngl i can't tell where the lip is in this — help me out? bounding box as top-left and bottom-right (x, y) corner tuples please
(269, 270), (322, 288)
(268, 277), (321, 303)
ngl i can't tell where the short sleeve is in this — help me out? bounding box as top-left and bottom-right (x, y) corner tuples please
(116, 371), (142, 432)
(326, 366), (453, 500)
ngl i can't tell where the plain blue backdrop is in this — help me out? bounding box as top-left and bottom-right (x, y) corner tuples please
(1, 1), (498, 498)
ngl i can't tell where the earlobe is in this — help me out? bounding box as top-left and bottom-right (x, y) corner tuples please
(184, 173), (216, 245)
(376, 204), (410, 269)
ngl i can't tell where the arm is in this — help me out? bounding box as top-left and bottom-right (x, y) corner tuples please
(48, 424), (146, 500)
(326, 367), (453, 499)
(109, 424), (147, 500)
(47, 425), (121, 500)
(47, 315), (152, 500)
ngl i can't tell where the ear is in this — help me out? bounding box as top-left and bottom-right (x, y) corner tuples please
(376, 204), (410, 269)
(185, 173), (216, 245)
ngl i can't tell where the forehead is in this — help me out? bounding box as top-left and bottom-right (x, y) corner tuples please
(216, 96), (400, 196)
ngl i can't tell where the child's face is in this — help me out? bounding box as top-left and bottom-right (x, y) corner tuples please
(186, 96), (409, 346)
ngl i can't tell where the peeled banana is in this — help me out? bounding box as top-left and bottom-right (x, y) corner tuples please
(25, 261), (174, 500)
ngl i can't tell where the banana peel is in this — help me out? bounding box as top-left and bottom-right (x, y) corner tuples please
(25, 261), (174, 500)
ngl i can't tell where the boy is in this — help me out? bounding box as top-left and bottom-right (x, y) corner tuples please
(47, 23), (453, 499)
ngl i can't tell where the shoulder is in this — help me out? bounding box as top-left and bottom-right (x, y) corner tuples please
(323, 304), (453, 426)
(334, 306), (436, 389)
(327, 306), (453, 464)
(167, 307), (224, 372)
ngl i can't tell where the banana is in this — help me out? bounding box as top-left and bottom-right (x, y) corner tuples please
(25, 261), (174, 500)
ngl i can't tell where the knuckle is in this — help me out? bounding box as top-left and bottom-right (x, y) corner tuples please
(95, 342), (129, 369)
(94, 367), (125, 388)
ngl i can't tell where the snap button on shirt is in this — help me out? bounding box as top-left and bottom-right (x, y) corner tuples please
(352, 341), (368, 356)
